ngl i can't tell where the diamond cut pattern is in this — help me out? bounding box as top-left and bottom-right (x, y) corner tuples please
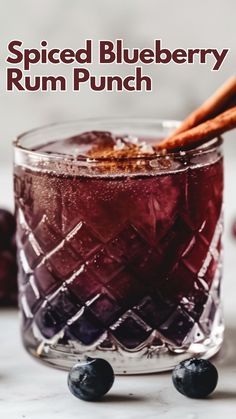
(18, 205), (223, 351)
(111, 312), (152, 350)
(35, 286), (81, 339)
(33, 215), (61, 252)
(86, 248), (123, 283)
(89, 293), (121, 325)
(24, 279), (40, 313)
(68, 266), (102, 303)
(159, 306), (195, 346)
(64, 309), (105, 345)
(67, 221), (101, 258)
(47, 242), (82, 278)
(133, 295), (175, 328)
(34, 263), (61, 295)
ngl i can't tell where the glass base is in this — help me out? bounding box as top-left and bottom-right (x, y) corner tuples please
(22, 308), (224, 374)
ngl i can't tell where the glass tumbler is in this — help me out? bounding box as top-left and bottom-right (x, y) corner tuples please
(13, 119), (224, 374)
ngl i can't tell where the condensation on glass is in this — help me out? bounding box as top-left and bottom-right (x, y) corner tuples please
(13, 119), (224, 374)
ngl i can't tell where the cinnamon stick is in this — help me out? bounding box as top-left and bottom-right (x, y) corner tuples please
(168, 76), (236, 138)
(156, 105), (236, 152)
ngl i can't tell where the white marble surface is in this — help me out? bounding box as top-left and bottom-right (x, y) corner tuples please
(1, 140), (236, 418)
(0, 312), (236, 419)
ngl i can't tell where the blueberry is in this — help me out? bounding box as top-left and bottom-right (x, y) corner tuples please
(172, 358), (218, 398)
(10, 234), (17, 255)
(0, 251), (17, 276)
(0, 251), (18, 304)
(68, 357), (114, 401)
(232, 220), (236, 238)
(0, 209), (16, 250)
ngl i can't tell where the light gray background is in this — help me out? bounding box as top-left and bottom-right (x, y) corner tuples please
(0, 0), (235, 163)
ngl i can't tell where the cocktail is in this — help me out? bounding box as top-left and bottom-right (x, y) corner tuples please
(14, 119), (224, 373)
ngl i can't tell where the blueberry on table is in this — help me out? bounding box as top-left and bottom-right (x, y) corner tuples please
(0, 251), (18, 304)
(232, 220), (236, 238)
(0, 208), (18, 305)
(172, 358), (218, 398)
(68, 357), (114, 401)
(0, 209), (16, 248)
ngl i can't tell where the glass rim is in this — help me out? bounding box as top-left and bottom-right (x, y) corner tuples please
(13, 117), (222, 164)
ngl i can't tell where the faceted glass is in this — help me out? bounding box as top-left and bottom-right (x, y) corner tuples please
(14, 119), (224, 374)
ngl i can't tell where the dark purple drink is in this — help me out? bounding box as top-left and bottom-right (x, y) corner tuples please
(14, 120), (224, 373)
